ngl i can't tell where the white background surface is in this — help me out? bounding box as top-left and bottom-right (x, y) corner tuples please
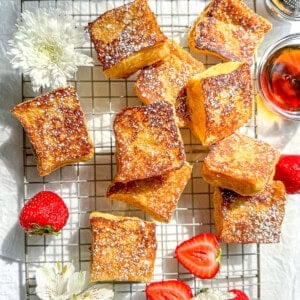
(255, 3), (300, 298)
(0, 1), (299, 299)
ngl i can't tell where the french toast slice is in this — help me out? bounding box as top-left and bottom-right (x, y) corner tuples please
(135, 39), (205, 127)
(11, 86), (94, 177)
(188, 0), (272, 64)
(186, 61), (253, 146)
(90, 211), (157, 282)
(107, 162), (192, 223)
(202, 133), (280, 195)
(88, 0), (170, 78)
(113, 101), (186, 182)
(213, 181), (286, 243)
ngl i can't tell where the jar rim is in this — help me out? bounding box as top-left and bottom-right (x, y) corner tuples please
(265, 0), (300, 22)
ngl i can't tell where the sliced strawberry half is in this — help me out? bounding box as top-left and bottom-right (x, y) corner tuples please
(274, 155), (300, 194)
(145, 280), (193, 300)
(175, 232), (221, 279)
(229, 289), (249, 300)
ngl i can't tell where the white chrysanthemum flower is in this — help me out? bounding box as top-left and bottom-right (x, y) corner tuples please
(35, 262), (114, 300)
(193, 288), (235, 300)
(8, 8), (93, 91)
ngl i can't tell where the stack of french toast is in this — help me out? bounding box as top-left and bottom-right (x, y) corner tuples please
(13, 0), (286, 284)
(87, 0), (286, 282)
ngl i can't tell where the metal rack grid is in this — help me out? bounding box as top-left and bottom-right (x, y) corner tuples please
(21, 0), (260, 299)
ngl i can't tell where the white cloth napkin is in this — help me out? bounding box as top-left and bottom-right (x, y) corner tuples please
(0, 0), (24, 262)
(0, 1), (25, 298)
(260, 195), (300, 300)
(0, 108), (24, 261)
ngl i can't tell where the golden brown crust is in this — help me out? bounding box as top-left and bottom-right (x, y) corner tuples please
(202, 133), (280, 195)
(135, 39), (205, 127)
(107, 162), (192, 223)
(213, 181), (286, 243)
(188, 0), (272, 64)
(88, 0), (169, 78)
(186, 62), (253, 146)
(11, 86), (94, 176)
(113, 101), (186, 182)
(90, 212), (157, 282)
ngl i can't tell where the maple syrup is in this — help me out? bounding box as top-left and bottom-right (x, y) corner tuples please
(257, 34), (300, 121)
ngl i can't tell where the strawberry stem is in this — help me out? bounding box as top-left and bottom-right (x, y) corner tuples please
(27, 224), (60, 236)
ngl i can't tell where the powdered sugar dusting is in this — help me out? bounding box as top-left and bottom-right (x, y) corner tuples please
(135, 40), (205, 127)
(217, 181), (286, 243)
(90, 215), (157, 282)
(113, 101), (186, 182)
(89, 0), (166, 70)
(192, 0), (272, 63)
(12, 86), (93, 176)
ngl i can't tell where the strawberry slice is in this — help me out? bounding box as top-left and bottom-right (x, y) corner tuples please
(175, 232), (221, 279)
(229, 289), (249, 300)
(145, 280), (193, 300)
(274, 155), (300, 194)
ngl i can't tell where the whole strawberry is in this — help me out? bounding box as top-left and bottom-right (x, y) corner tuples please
(274, 155), (300, 194)
(19, 191), (69, 235)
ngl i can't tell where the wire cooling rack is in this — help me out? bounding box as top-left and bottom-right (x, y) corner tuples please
(21, 0), (260, 299)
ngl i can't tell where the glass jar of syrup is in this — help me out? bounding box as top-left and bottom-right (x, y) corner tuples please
(265, 0), (300, 21)
(257, 33), (300, 121)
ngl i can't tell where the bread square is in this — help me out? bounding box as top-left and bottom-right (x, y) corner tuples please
(213, 181), (286, 243)
(90, 211), (157, 282)
(88, 0), (170, 78)
(188, 0), (272, 64)
(202, 133), (280, 195)
(113, 101), (186, 182)
(186, 62), (253, 146)
(11, 86), (94, 176)
(107, 162), (192, 223)
(135, 39), (205, 127)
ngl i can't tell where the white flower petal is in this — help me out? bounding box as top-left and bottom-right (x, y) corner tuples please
(35, 263), (79, 300)
(193, 288), (234, 300)
(77, 284), (114, 300)
(35, 262), (115, 300)
(35, 264), (57, 288)
(66, 271), (88, 297)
